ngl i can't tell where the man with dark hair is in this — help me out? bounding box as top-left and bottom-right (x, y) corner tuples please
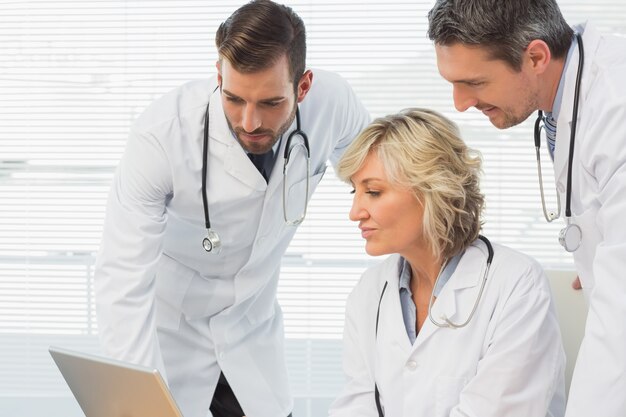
(94, 1), (369, 417)
(428, 1), (626, 416)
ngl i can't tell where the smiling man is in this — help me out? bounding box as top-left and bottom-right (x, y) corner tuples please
(428, 1), (626, 417)
(94, 1), (369, 417)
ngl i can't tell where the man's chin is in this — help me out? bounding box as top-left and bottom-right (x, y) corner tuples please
(488, 114), (526, 130)
(238, 137), (276, 154)
(489, 119), (513, 130)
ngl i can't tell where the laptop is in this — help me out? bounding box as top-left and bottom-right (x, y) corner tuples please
(49, 346), (184, 417)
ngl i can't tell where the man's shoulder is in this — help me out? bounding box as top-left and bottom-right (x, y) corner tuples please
(307, 69), (354, 101)
(302, 69), (365, 121)
(309, 68), (348, 87)
(133, 78), (217, 132)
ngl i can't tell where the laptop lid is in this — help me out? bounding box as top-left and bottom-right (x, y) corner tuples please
(49, 346), (183, 417)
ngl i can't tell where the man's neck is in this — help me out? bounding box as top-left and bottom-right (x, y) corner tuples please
(541, 57), (567, 113)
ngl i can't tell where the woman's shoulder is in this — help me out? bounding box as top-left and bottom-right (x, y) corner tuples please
(348, 255), (401, 304)
(487, 241), (549, 295)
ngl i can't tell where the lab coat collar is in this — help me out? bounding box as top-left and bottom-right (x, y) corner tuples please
(414, 240), (490, 347)
(379, 240), (490, 353)
(208, 91), (265, 191)
(208, 90), (299, 194)
(377, 257), (417, 354)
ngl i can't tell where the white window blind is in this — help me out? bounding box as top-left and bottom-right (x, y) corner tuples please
(1, 1), (625, 416)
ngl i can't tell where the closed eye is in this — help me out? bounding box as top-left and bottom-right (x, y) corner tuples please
(225, 96), (244, 104)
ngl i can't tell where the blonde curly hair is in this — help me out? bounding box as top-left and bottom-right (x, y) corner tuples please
(337, 108), (484, 260)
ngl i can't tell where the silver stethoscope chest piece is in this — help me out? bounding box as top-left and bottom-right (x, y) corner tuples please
(559, 222), (582, 252)
(534, 33), (584, 253)
(202, 229), (222, 254)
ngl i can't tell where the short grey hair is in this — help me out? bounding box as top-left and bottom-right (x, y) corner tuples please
(337, 108), (484, 261)
(428, 0), (574, 71)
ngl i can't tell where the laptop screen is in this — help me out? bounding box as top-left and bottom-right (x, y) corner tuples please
(49, 346), (184, 417)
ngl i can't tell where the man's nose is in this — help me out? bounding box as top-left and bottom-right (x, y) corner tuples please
(452, 84), (478, 112)
(242, 105), (262, 132)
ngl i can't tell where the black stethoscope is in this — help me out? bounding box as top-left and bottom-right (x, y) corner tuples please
(201, 86), (311, 254)
(534, 33), (584, 252)
(373, 235), (494, 416)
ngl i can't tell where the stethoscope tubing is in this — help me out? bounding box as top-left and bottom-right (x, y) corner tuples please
(374, 235), (494, 333)
(201, 85), (311, 252)
(373, 235), (494, 417)
(534, 33), (584, 252)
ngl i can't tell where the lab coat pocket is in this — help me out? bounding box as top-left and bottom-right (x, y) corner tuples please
(283, 167), (326, 223)
(154, 255), (195, 330)
(435, 376), (468, 417)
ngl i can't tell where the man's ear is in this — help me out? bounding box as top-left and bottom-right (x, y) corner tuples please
(296, 70), (313, 103)
(216, 60), (222, 87)
(525, 39), (552, 75)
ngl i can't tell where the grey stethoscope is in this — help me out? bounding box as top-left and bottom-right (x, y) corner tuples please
(373, 235), (494, 416)
(201, 86), (311, 254)
(534, 33), (584, 252)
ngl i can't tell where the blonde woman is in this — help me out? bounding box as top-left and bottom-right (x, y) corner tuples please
(329, 109), (565, 417)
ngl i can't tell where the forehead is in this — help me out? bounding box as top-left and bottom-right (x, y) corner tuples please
(435, 42), (510, 82)
(352, 151), (387, 181)
(220, 54), (292, 98)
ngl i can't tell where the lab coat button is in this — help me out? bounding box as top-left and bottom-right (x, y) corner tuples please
(406, 360), (418, 370)
(218, 351), (224, 360)
(557, 182), (565, 193)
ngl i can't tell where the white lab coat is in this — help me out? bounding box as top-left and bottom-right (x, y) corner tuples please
(330, 240), (566, 417)
(94, 69), (370, 417)
(553, 23), (626, 417)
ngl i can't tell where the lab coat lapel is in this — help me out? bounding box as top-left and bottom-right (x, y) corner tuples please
(266, 117), (298, 195)
(230, 119), (303, 305)
(378, 261), (413, 355)
(209, 91), (267, 191)
(553, 23), (598, 196)
(414, 244), (486, 346)
(552, 54), (578, 189)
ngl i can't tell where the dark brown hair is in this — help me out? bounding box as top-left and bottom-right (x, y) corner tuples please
(216, 0), (306, 88)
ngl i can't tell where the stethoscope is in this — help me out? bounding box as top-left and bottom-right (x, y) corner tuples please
(373, 235), (494, 416)
(201, 86), (311, 254)
(534, 33), (584, 253)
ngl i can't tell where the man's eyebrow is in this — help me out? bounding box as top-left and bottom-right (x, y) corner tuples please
(260, 96), (287, 103)
(222, 89), (240, 98)
(222, 89), (286, 102)
(452, 77), (487, 85)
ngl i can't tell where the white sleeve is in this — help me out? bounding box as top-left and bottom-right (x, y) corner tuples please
(450, 261), (566, 417)
(329, 280), (380, 417)
(94, 127), (172, 378)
